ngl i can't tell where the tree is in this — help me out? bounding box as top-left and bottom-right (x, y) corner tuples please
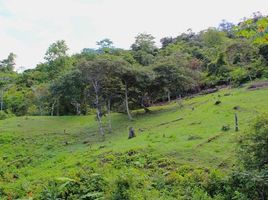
(31, 85), (50, 116)
(79, 58), (113, 136)
(0, 53), (16, 72)
(50, 69), (86, 116)
(131, 33), (157, 66)
(131, 33), (157, 54)
(114, 60), (137, 120)
(200, 28), (227, 48)
(44, 40), (69, 62)
(259, 44), (268, 63)
(238, 115), (268, 170)
(153, 55), (195, 102)
(160, 37), (176, 48)
(101, 66), (122, 132)
(234, 16), (268, 44)
(135, 67), (155, 112)
(97, 38), (114, 49)
(230, 115), (268, 200)
(218, 20), (235, 37)
(96, 38), (115, 54)
(225, 40), (259, 66)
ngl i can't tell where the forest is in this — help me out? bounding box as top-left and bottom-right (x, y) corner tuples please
(0, 12), (268, 199)
(1, 13), (268, 120)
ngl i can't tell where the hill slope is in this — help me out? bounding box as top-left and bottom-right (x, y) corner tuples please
(1, 83), (268, 198)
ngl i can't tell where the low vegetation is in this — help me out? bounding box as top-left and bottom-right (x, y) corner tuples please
(0, 85), (268, 199)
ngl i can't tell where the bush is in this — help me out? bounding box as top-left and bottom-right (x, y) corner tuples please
(237, 114), (268, 170)
(40, 172), (107, 200)
(0, 111), (8, 120)
(230, 67), (249, 86)
(228, 114), (268, 199)
(112, 176), (131, 200)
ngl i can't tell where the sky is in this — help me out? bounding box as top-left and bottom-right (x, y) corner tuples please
(1, 0), (268, 70)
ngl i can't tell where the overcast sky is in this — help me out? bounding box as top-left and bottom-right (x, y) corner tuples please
(1, 0), (268, 70)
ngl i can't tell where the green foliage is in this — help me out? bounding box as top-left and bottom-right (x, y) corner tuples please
(0, 53), (16, 72)
(0, 111), (8, 120)
(226, 114), (268, 199)
(2, 13), (268, 199)
(112, 175), (131, 200)
(4, 86), (31, 116)
(235, 16), (268, 44)
(238, 114), (268, 170)
(40, 172), (107, 200)
(2, 15), (268, 117)
(44, 40), (69, 62)
(230, 68), (249, 85)
(131, 33), (157, 66)
(201, 28), (227, 48)
(0, 86), (268, 198)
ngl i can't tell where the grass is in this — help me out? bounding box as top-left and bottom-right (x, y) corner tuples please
(1, 84), (268, 198)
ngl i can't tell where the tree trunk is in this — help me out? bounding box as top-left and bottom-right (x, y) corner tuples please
(92, 80), (104, 136)
(71, 101), (81, 115)
(76, 102), (81, 115)
(249, 74), (252, 82)
(106, 98), (112, 133)
(56, 98), (60, 116)
(0, 89), (3, 111)
(51, 99), (57, 116)
(167, 90), (171, 103)
(124, 83), (133, 120)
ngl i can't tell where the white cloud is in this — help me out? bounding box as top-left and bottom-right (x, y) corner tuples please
(0, 0), (268, 69)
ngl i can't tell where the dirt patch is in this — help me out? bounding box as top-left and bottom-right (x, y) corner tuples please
(247, 81), (268, 90)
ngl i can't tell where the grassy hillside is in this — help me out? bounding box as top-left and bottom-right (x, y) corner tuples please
(1, 83), (268, 199)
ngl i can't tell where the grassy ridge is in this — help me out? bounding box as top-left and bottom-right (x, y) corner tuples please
(0, 85), (268, 197)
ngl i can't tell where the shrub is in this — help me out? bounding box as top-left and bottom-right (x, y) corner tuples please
(112, 175), (131, 200)
(237, 114), (268, 170)
(228, 114), (268, 199)
(40, 172), (107, 200)
(0, 111), (8, 120)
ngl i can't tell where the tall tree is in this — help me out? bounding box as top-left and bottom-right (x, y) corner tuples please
(44, 40), (69, 62)
(79, 58), (112, 136)
(97, 38), (114, 49)
(0, 53), (16, 72)
(114, 60), (137, 120)
(131, 33), (157, 66)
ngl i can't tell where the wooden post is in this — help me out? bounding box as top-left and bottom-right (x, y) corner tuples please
(235, 113), (239, 132)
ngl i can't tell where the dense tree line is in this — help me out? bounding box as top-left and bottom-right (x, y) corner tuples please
(1, 14), (268, 135)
